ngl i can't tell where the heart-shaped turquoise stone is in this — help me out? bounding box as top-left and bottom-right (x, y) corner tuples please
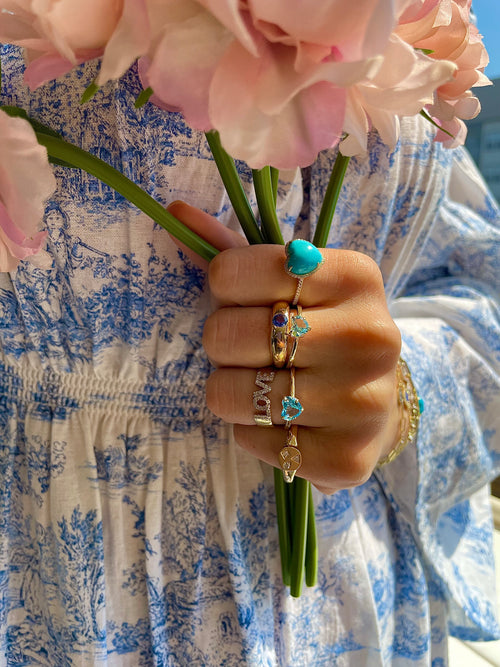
(285, 239), (323, 277)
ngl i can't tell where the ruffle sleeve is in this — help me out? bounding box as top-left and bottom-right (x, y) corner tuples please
(377, 147), (500, 640)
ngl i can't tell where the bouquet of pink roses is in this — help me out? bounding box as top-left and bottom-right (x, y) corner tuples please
(0, 0), (490, 596)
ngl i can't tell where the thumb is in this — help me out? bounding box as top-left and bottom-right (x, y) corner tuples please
(167, 200), (248, 270)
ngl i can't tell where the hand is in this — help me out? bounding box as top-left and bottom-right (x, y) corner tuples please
(169, 202), (402, 495)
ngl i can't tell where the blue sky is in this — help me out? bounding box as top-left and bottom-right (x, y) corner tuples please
(473, 0), (500, 80)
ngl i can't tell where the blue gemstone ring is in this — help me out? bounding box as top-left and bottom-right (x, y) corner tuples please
(285, 239), (324, 306)
(286, 305), (311, 368)
(281, 366), (303, 428)
(271, 301), (290, 368)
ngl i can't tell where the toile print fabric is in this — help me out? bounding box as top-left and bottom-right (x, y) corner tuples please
(0, 45), (499, 667)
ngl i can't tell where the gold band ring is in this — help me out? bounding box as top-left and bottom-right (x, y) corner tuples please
(279, 425), (302, 483)
(286, 305), (311, 368)
(271, 301), (290, 368)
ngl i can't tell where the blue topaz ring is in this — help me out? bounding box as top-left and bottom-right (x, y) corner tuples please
(286, 305), (311, 368)
(284, 239), (324, 306)
(253, 368), (276, 427)
(271, 301), (290, 368)
(281, 366), (303, 428)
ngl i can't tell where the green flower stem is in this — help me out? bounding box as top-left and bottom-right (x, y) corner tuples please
(289, 476), (309, 598)
(305, 484), (318, 587)
(35, 133), (219, 262)
(419, 109), (455, 139)
(205, 131), (264, 245)
(313, 151), (350, 248)
(135, 87), (154, 109)
(274, 468), (291, 586)
(270, 167), (279, 206)
(252, 167), (284, 245)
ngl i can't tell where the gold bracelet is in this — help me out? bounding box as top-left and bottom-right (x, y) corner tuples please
(378, 358), (423, 467)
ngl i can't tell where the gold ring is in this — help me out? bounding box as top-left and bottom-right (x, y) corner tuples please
(253, 368), (275, 426)
(281, 366), (303, 428)
(279, 425), (302, 483)
(271, 301), (290, 368)
(286, 305), (311, 368)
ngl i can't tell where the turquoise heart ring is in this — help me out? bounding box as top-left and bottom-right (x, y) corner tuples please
(284, 239), (324, 305)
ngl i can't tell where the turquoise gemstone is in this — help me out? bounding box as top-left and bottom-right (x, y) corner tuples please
(418, 398), (425, 414)
(290, 314), (310, 338)
(285, 239), (323, 277)
(281, 396), (303, 422)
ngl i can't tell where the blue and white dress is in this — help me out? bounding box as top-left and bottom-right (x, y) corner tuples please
(0, 46), (499, 666)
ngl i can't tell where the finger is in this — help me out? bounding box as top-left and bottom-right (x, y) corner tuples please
(206, 367), (394, 429)
(203, 304), (400, 377)
(167, 200), (248, 270)
(232, 423), (384, 494)
(209, 244), (385, 307)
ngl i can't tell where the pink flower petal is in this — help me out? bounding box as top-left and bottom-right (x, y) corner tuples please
(24, 52), (88, 89)
(210, 41), (346, 168)
(145, 6), (231, 130)
(97, 0), (150, 84)
(35, 0), (123, 55)
(196, 0), (258, 55)
(433, 116), (467, 147)
(217, 81), (345, 169)
(0, 111), (55, 271)
(248, 0), (397, 60)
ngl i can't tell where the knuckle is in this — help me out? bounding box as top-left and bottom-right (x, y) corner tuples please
(355, 317), (402, 373)
(202, 312), (219, 357)
(205, 372), (220, 416)
(202, 309), (233, 363)
(355, 380), (394, 419)
(339, 251), (384, 292)
(208, 249), (239, 301)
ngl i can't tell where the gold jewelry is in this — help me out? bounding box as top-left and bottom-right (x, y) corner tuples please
(286, 305), (311, 368)
(279, 425), (302, 483)
(271, 301), (290, 368)
(378, 358), (423, 467)
(253, 368), (276, 426)
(281, 366), (303, 428)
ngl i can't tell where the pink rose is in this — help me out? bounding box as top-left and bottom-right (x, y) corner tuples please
(142, 0), (399, 168)
(0, 0), (149, 88)
(396, 0), (491, 146)
(0, 110), (56, 271)
(340, 34), (456, 155)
